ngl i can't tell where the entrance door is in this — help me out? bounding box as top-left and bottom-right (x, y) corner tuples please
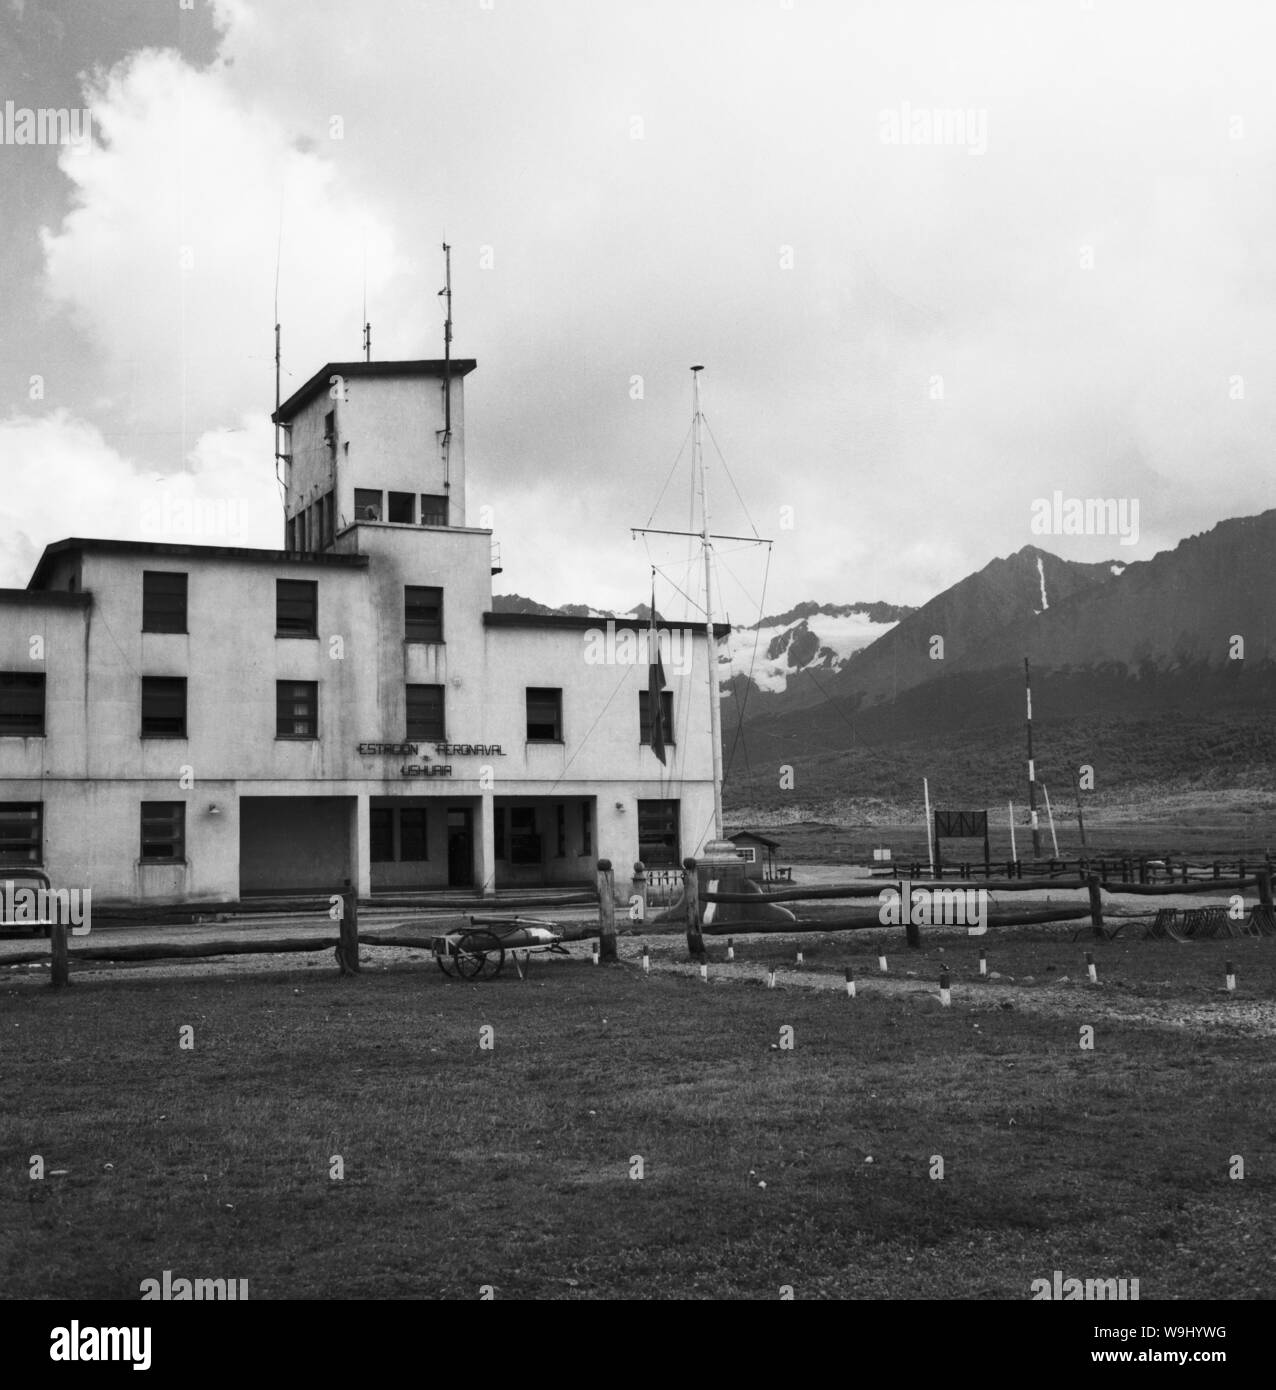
(447, 808), (473, 888)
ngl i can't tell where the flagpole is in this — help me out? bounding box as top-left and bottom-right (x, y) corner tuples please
(692, 365), (724, 841)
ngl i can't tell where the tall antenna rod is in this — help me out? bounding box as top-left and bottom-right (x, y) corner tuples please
(439, 241), (453, 492)
(1024, 656), (1042, 859)
(362, 240), (370, 361)
(692, 365), (725, 841)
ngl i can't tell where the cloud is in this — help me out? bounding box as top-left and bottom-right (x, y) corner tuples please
(20, 1), (1276, 617)
(0, 409), (280, 587)
(41, 46), (404, 446)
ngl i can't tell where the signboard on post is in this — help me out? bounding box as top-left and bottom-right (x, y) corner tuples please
(933, 810), (991, 876)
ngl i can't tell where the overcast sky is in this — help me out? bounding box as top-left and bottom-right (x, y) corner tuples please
(3, 0), (1275, 624)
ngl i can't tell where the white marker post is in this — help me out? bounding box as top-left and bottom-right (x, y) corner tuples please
(767, 968), (777, 989)
(845, 966), (856, 998)
(1226, 960), (1236, 993)
(699, 962), (708, 983)
(726, 937), (735, 962)
(1008, 800), (1017, 866)
(642, 944), (650, 974)
(939, 969), (951, 1007)
(1042, 782), (1060, 857)
(1085, 951), (1097, 984)
(878, 953), (888, 973)
(591, 942), (600, 965)
(795, 948), (804, 966)
(924, 777), (935, 877)
(979, 950), (987, 977)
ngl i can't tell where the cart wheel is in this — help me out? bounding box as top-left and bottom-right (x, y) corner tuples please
(455, 930), (502, 980)
(436, 947), (458, 978)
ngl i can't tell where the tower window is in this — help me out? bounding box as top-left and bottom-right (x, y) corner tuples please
(421, 494), (448, 527)
(355, 489), (382, 522)
(388, 491), (414, 523)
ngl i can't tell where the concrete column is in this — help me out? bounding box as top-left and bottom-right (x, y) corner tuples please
(477, 792), (496, 897)
(350, 793), (371, 898)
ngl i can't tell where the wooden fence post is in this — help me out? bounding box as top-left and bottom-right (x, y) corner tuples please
(49, 917), (69, 989)
(683, 857), (705, 959)
(1087, 874), (1104, 939)
(597, 859), (617, 962)
(336, 888), (360, 975)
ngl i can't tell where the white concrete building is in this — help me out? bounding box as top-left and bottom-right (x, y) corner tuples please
(0, 357), (722, 904)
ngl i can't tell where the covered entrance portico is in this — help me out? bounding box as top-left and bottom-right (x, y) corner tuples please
(367, 795), (484, 893)
(239, 795), (356, 896)
(493, 795), (596, 889)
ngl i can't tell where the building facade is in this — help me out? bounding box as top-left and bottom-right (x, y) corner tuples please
(0, 358), (721, 904)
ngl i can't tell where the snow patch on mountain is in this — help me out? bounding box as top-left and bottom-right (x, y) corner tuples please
(721, 611), (899, 692)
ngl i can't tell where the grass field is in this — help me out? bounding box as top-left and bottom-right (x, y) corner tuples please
(3, 928), (1274, 1301)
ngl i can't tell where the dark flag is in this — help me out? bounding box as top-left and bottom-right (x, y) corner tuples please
(647, 582), (667, 765)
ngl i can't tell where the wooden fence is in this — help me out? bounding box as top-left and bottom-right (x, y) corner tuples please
(12, 858), (1274, 986)
(880, 855), (1276, 884)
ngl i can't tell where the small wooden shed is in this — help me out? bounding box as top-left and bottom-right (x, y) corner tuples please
(727, 830), (783, 882)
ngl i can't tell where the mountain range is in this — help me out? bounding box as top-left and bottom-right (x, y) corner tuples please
(494, 509), (1276, 811)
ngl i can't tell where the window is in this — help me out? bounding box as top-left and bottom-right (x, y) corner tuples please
(736, 845), (757, 864)
(581, 800), (593, 857)
(286, 515), (299, 551)
(371, 806), (429, 863)
(277, 578), (318, 637)
(509, 807), (540, 864)
(400, 808), (428, 862)
(0, 673), (45, 737)
(556, 804), (566, 857)
(638, 689), (676, 747)
(140, 802), (185, 862)
(370, 807), (394, 863)
(0, 803), (42, 865)
(388, 491), (414, 523)
(355, 488), (382, 522)
(494, 807), (506, 859)
(321, 490), (335, 547)
(142, 572), (187, 633)
(324, 409), (336, 443)
(141, 677), (187, 738)
(404, 586), (443, 643)
(420, 493), (448, 527)
(638, 799), (681, 867)
(406, 684), (445, 741)
(276, 681), (318, 738)
(526, 687), (562, 741)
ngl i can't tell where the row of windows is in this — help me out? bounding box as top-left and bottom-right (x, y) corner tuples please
(0, 798), (679, 867)
(142, 572), (444, 644)
(353, 490), (448, 526)
(0, 801), (185, 864)
(283, 490), (451, 555)
(0, 676), (675, 747)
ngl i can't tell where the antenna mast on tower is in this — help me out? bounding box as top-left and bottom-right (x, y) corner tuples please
(439, 242), (453, 493)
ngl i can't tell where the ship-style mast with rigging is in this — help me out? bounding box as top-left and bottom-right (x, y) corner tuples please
(632, 366), (771, 846)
